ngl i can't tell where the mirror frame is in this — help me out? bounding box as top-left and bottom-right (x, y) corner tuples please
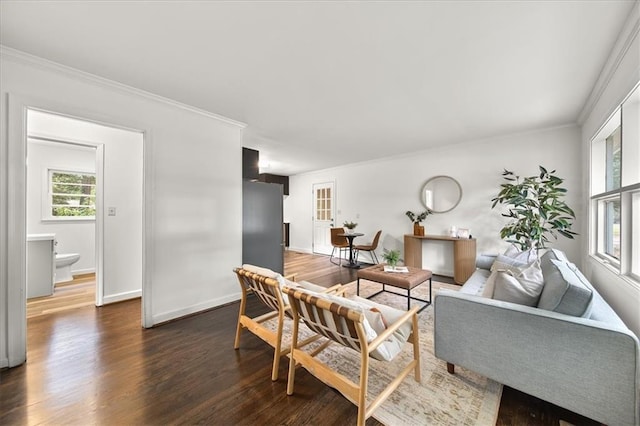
(421, 175), (463, 213)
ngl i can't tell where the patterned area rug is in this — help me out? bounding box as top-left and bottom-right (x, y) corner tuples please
(268, 279), (503, 425)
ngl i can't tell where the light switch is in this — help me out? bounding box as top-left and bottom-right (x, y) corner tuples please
(108, 207), (117, 216)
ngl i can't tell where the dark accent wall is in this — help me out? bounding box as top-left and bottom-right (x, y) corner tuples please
(242, 147), (259, 181)
(258, 173), (289, 195)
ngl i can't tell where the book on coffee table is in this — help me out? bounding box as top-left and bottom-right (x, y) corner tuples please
(384, 265), (409, 273)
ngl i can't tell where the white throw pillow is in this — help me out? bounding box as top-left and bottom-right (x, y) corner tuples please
(492, 261), (545, 306)
(481, 270), (499, 298)
(503, 245), (538, 264)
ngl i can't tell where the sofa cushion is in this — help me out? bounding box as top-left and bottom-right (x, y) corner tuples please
(460, 268), (491, 296)
(492, 261), (545, 306)
(537, 259), (594, 317)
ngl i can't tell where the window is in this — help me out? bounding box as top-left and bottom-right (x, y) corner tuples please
(591, 83), (640, 281)
(46, 169), (96, 220)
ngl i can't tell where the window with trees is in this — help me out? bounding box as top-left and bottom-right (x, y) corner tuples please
(590, 83), (640, 282)
(46, 169), (96, 220)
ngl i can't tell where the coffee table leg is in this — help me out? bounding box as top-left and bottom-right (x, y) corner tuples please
(357, 278), (360, 296)
(407, 288), (411, 310)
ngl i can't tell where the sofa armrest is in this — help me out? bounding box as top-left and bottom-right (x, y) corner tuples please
(434, 290), (640, 426)
(475, 254), (497, 270)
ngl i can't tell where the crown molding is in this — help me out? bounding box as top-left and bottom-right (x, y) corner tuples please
(577, 2), (640, 125)
(0, 45), (247, 129)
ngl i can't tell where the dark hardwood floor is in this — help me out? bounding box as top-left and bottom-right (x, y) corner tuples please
(1, 251), (600, 425)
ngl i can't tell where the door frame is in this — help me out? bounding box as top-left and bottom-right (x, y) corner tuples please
(6, 93), (149, 367)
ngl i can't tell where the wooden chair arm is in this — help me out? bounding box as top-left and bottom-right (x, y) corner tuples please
(368, 305), (419, 352)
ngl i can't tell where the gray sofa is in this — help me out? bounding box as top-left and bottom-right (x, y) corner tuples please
(434, 249), (640, 425)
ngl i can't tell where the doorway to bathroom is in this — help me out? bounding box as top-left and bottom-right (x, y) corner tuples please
(25, 109), (144, 314)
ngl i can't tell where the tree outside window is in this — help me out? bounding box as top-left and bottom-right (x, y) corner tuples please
(49, 170), (96, 218)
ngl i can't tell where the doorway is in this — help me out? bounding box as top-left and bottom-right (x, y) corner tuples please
(24, 109), (144, 319)
(312, 181), (336, 255)
(26, 135), (98, 314)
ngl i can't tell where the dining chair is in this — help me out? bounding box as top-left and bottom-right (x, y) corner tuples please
(354, 230), (382, 264)
(330, 227), (349, 265)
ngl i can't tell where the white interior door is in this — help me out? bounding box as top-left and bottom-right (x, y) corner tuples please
(312, 181), (335, 255)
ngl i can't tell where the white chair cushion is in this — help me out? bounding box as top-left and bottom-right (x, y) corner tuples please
(242, 264), (278, 278)
(350, 296), (413, 362)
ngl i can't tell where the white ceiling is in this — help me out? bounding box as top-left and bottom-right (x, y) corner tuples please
(0, 1), (636, 175)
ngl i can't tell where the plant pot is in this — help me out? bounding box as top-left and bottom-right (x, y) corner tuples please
(413, 223), (425, 236)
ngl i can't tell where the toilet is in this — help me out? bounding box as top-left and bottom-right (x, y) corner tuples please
(55, 253), (81, 284)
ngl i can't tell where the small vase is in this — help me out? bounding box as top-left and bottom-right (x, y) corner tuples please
(413, 223), (425, 236)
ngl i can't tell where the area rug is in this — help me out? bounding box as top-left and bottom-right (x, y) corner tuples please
(267, 279), (503, 425)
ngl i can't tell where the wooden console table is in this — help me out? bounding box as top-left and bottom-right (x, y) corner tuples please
(403, 234), (476, 284)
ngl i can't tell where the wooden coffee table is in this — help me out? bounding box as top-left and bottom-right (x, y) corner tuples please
(357, 264), (433, 312)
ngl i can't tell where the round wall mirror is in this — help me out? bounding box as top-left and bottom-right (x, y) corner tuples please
(421, 175), (462, 213)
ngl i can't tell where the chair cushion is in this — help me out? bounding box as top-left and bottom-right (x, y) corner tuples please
(312, 292), (379, 342)
(537, 259), (594, 317)
(276, 275), (324, 304)
(309, 292), (412, 362)
(242, 264), (278, 278)
(352, 296), (413, 362)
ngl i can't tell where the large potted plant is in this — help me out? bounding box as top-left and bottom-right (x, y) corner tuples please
(491, 166), (577, 254)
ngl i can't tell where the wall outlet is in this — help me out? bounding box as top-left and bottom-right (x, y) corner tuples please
(108, 207), (117, 216)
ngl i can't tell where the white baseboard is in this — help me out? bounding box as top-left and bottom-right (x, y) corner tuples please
(103, 289), (142, 304)
(151, 292), (242, 326)
(288, 246), (313, 254)
(72, 267), (95, 276)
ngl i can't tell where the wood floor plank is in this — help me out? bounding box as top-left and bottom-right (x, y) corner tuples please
(3, 251), (599, 425)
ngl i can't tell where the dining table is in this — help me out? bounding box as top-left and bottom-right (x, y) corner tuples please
(337, 232), (364, 268)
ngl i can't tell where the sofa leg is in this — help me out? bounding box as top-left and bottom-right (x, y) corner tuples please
(446, 362), (455, 374)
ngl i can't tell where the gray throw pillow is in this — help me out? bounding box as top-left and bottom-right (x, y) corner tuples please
(537, 259), (594, 317)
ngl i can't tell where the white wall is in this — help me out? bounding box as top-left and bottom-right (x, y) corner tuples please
(579, 4), (640, 337)
(26, 139), (96, 275)
(286, 124), (584, 276)
(0, 48), (244, 368)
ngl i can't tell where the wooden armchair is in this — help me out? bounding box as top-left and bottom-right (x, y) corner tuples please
(283, 287), (421, 426)
(233, 265), (343, 381)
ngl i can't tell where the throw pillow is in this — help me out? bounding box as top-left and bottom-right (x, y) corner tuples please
(481, 270), (499, 298)
(503, 245), (538, 263)
(537, 259), (594, 317)
(492, 261), (545, 306)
